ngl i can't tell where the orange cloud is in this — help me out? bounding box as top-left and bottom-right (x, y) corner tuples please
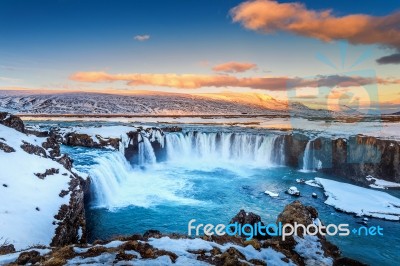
(70, 71), (399, 91)
(230, 0), (400, 49)
(212, 62), (257, 73)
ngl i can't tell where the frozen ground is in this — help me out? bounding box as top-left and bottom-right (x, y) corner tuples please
(314, 178), (400, 221)
(0, 124), (81, 250)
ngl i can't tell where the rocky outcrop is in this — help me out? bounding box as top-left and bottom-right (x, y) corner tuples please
(0, 112), (24, 133)
(51, 173), (87, 247)
(0, 140), (15, 153)
(63, 132), (120, 149)
(283, 133), (309, 167)
(2, 202), (365, 265)
(282, 133), (400, 184)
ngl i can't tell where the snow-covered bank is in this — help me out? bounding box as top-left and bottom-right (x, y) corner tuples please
(0, 122), (87, 250)
(366, 176), (400, 189)
(315, 178), (400, 221)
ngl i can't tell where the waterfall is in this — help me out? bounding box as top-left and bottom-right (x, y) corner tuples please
(89, 151), (200, 209)
(138, 133), (157, 165)
(89, 152), (133, 208)
(164, 132), (284, 168)
(302, 139), (322, 172)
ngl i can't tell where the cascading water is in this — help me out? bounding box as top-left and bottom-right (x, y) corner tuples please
(89, 151), (199, 209)
(302, 139), (322, 172)
(138, 133), (157, 165)
(164, 132), (285, 168)
(89, 130), (287, 209)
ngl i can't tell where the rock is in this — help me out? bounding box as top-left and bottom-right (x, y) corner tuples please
(0, 112), (24, 132)
(63, 132), (120, 149)
(35, 168), (59, 179)
(51, 175), (87, 246)
(0, 141), (15, 153)
(230, 209), (263, 227)
(244, 239), (261, 250)
(287, 186), (300, 196)
(143, 229), (163, 239)
(56, 154), (74, 171)
(16, 250), (42, 265)
(0, 244), (15, 255)
(42, 136), (61, 158)
(334, 257), (368, 266)
(81, 246), (108, 258)
(162, 126), (182, 132)
(219, 247), (247, 266)
(115, 251), (136, 261)
(20, 141), (47, 157)
(277, 201), (317, 234)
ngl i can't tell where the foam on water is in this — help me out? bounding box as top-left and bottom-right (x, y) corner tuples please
(89, 152), (201, 209)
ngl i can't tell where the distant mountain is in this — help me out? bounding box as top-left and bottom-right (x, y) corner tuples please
(0, 90), (345, 117)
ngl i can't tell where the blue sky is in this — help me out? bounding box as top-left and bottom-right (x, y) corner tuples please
(0, 0), (399, 110)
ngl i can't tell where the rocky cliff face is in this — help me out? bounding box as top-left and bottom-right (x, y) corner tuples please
(282, 133), (400, 184)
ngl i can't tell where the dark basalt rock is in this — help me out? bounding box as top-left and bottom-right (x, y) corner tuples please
(42, 136), (61, 158)
(0, 112), (25, 133)
(63, 132), (120, 149)
(0, 244), (15, 255)
(56, 154), (74, 171)
(162, 126), (182, 132)
(230, 209), (263, 226)
(0, 141), (15, 153)
(20, 141), (47, 157)
(16, 250), (42, 265)
(35, 168), (59, 179)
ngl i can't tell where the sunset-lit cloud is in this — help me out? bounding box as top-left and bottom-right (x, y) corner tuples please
(70, 71), (400, 91)
(212, 62), (257, 73)
(134, 34), (150, 41)
(230, 0), (400, 64)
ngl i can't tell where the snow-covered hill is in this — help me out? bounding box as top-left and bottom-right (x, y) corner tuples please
(0, 90), (339, 117)
(0, 117), (87, 250)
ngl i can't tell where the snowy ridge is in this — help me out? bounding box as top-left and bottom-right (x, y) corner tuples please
(0, 90), (335, 116)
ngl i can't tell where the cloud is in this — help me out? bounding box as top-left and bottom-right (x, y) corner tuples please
(212, 62), (257, 73)
(230, 0), (400, 50)
(134, 34), (150, 41)
(70, 71), (399, 91)
(376, 53), (400, 65)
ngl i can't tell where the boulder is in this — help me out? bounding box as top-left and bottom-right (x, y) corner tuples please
(0, 112), (24, 133)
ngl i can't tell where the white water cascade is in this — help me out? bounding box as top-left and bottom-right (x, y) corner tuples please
(165, 132), (284, 168)
(302, 139), (322, 172)
(138, 133), (157, 165)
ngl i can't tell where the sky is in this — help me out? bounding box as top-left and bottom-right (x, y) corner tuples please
(0, 0), (399, 113)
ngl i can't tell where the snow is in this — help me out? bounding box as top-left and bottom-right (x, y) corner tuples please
(294, 235), (333, 266)
(148, 237), (295, 266)
(366, 176), (400, 189)
(315, 178), (400, 221)
(264, 190), (279, 197)
(0, 125), (72, 250)
(305, 179), (323, 188)
(0, 248), (51, 265)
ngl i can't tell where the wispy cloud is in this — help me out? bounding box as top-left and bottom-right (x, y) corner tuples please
(70, 71), (400, 91)
(212, 62), (257, 73)
(134, 34), (150, 41)
(0, 76), (22, 83)
(230, 0), (400, 64)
